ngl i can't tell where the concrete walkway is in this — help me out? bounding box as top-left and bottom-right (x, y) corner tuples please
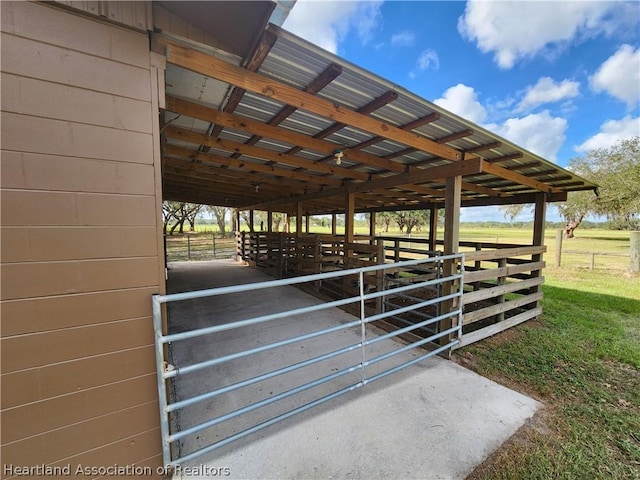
(166, 260), (540, 480)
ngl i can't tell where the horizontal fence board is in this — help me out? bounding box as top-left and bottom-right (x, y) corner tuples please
(1, 346), (156, 408)
(1, 316), (154, 373)
(463, 291), (543, 325)
(1, 226), (158, 263)
(457, 307), (542, 348)
(464, 246), (546, 262)
(463, 261), (545, 283)
(462, 277), (544, 305)
(2, 401), (159, 467)
(1, 373), (157, 444)
(1, 287), (156, 336)
(1, 257), (159, 300)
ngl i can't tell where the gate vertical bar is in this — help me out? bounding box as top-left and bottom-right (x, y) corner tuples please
(359, 270), (366, 383)
(152, 294), (172, 467)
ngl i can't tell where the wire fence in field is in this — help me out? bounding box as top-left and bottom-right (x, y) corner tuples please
(165, 233), (236, 262)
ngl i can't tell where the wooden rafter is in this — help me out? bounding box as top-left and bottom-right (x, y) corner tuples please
(166, 42), (465, 162)
(201, 28), (278, 150)
(240, 62), (342, 155)
(290, 90), (400, 157)
(243, 158), (484, 210)
(164, 96), (406, 173)
(164, 126), (371, 180)
(165, 144), (343, 186)
(480, 160), (562, 194)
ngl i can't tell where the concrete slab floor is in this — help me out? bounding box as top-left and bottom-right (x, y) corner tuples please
(166, 260), (540, 480)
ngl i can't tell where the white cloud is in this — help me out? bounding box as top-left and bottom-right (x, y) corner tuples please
(590, 44), (640, 107)
(575, 116), (640, 152)
(391, 30), (415, 47)
(283, 0), (383, 54)
(458, 1), (632, 69)
(517, 77), (580, 112)
(494, 111), (568, 161)
(434, 84), (487, 124)
(416, 49), (439, 70)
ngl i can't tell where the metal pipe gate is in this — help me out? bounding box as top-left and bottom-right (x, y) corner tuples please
(152, 255), (464, 469)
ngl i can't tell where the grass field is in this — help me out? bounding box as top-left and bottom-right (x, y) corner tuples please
(170, 226), (638, 477)
(454, 230), (639, 479)
(186, 225), (632, 271)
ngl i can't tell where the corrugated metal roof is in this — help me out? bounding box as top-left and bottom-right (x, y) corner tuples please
(160, 23), (596, 214)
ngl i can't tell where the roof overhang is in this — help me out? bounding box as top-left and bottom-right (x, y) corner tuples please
(156, 12), (597, 215)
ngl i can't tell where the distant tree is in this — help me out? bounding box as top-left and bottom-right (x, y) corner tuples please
(395, 210), (430, 234)
(272, 212), (285, 232)
(501, 137), (639, 238)
(206, 206), (228, 235)
(376, 212), (395, 232)
(162, 202), (202, 234)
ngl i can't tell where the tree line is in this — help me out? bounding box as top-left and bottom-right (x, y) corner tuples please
(503, 136), (639, 238)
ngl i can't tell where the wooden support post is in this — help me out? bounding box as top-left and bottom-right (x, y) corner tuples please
(305, 214), (310, 234)
(369, 212), (376, 240)
(267, 210), (273, 233)
(345, 193), (355, 244)
(630, 231), (640, 273)
(235, 209), (240, 234)
(555, 229), (563, 267)
(249, 210), (254, 233)
(331, 213), (337, 235)
(531, 193), (547, 310)
(429, 205), (438, 252)
(296, 202), (303, 238)
(285, 213), (290, 233)
(440, 175), (461, 353)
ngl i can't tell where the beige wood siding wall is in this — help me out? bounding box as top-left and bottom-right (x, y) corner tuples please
(1, 2), (164, 474)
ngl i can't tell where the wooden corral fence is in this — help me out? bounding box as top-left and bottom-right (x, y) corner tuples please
(236, 231), (545, 347)
(554, 229), (635, 271)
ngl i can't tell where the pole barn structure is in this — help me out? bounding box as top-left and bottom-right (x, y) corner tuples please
(1, 1), (596, 474)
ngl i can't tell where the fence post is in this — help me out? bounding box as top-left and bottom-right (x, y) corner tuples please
(555, 229), (563, 267)
(631, 231), (640, 273)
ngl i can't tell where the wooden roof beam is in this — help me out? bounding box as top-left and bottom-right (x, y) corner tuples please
(291, 90), (400, 155)
(242, 158), (483, 210)
(465, 141), (502, 154)
(164, 156), (316, 190)
(165, 144), (344, 186)
(201, 28), (278, 149)
(166, 43), (464, 162)
(241, 62), (342, 153)
(480, 159), (562, 194)
(164, 126), (371, 181)
(164, 96), (406, 173)
(347, 112), (441, 153)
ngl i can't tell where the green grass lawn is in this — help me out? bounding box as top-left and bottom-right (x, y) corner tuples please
(458, 265), (640, 479)
(174, 225), (638, 477)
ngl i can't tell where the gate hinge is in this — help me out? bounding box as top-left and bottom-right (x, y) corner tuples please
(163, 361), (176, 373)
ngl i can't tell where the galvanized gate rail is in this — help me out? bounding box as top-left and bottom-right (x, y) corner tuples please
(153, 254), (464, 469)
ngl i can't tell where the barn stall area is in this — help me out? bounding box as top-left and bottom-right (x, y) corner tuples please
(150, 9), (596, 469)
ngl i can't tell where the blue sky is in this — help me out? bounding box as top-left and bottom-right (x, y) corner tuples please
(282, 1), (640, 222)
